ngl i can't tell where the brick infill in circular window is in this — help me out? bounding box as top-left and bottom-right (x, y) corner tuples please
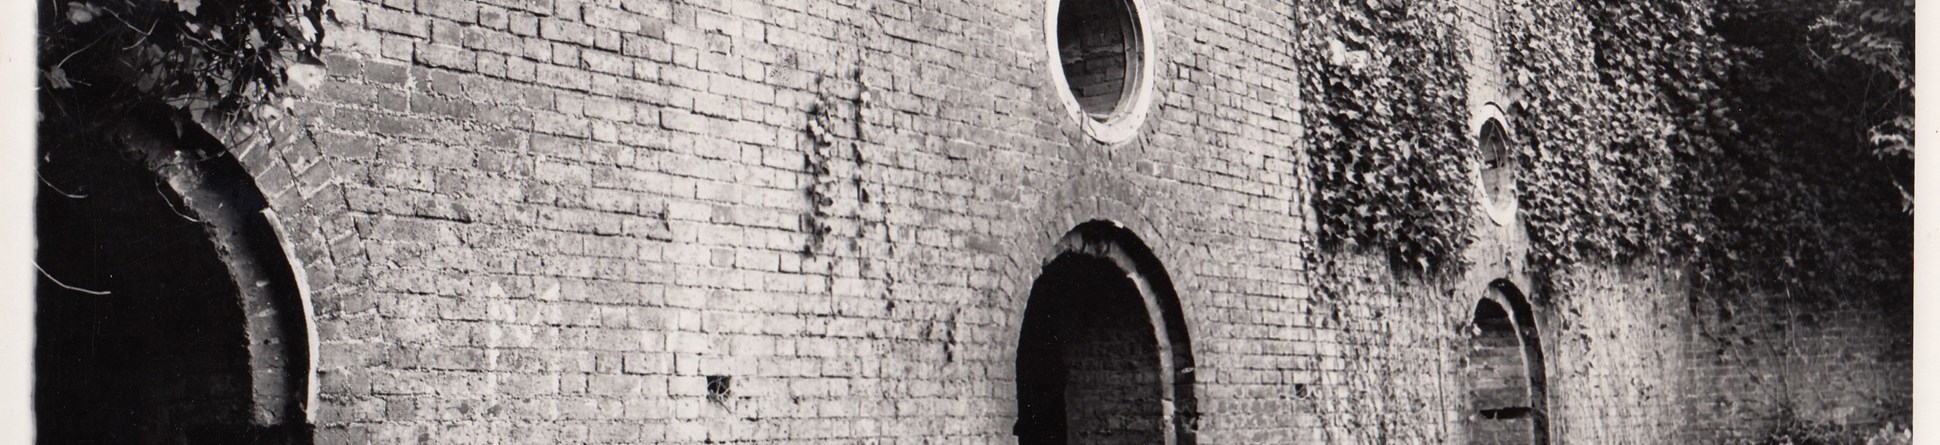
(1471, 105), (1518, 225)
(1046, 0), (1158, 144)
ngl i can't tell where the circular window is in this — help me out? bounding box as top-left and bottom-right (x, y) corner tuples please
(1046, 0), (1157, 144)
(1473, 114), (1518, 224)
(1479, 121), (1511, 201)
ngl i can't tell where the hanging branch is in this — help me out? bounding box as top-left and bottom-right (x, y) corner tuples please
(38, 0), (332, 130)
(34, 262), (112, 296)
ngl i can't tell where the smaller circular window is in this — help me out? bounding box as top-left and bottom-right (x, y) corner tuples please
(1479, 121), (1512, 204)
(1471, 108), (1518, 224)
(1046, 0), (1157, 144)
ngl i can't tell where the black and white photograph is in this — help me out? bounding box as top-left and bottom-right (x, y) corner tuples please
(4, 0), (1924, 443)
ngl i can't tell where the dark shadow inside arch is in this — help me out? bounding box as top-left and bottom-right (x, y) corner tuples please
(35, 105), (314, 444)
(1014, 220), (1196, 445)
(1462, 280), (1549, 445)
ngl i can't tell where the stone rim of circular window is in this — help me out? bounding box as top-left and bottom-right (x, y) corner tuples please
(1471, 104), (1518, 225)
(1044, 0), (1160, 145)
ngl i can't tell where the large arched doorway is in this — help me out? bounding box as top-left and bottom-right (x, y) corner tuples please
(1462, 281), (1549, 445)
(1014, 220), (1196, 445)
(35, 109), (314, 444)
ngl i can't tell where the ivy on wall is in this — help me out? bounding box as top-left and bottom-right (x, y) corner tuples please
(39, 0), (330, 139)
(1499, 0), (1729, 271)
(1302, 0), (1912, 302)
(1297, 0), (1474, 272)
(1499, 0), (1912, 299)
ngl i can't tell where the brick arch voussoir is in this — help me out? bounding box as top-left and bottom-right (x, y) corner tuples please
(114, 109), (321, 435)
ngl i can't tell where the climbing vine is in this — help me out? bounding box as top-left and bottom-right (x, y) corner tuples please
(39, 0), (330, 137)
(1498, 0), (1730, 271)
(1297, 0), (1473, 272)
(1301, 0), (1911, 302)
(1700, 0), (1914, 300)
(1499, 0), (1912, 300)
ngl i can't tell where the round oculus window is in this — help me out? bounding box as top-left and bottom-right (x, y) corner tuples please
(1047, 0), (1157, 144)
(1474, 117), (1518, 224)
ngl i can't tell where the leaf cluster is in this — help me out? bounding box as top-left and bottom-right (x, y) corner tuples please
(1296, 0), (1911, 302)
(38, 0), (330, 129)
(1296, 0), (1474, 272)
(1499, 0), (1731, 271)
(1500, 0), (1913, 299)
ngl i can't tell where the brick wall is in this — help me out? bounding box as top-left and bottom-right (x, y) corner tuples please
(1675, 282), (1914, 443)
(1295, 252), (1460, 445)
(1305, 253), (1911, 445)
(192, 0), (1911, 443)
(272, 0), (1309, 442)
(1538, 265), (1912, 444)
(1538, 265), (1694, 444)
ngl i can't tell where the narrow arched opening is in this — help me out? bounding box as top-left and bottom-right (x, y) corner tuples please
(1462, 282), (1549, 445)
(1018, 254), (1164, 444)
(36, 139), (253, 444)
(1014, 220), (1196, 445)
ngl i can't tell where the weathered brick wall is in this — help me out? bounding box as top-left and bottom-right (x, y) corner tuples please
(1769, 295), (1914, 428)
(1295, 215), (1545, 445)
(195, 0), (1912, 443)
(1307, 250), (1912, 445)
(1538, 265), (1694, 444)
(1538, 265), (1913, 445)
(259, 0), (1314, 442)
(1302, 254), (1466, 445)
(1675, 285), (1915, 443)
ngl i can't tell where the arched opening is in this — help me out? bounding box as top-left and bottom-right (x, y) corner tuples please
(35, 108), (314, 444)
(1462, 282), (1549, 445)
(1014, 220), (1196, 445)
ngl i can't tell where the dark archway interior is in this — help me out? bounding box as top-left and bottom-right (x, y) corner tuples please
(1017, 254), (1165, 445)
(1057, 0), (1138, 117)
(1465, 298), (1537, 445)
(36, 137), (255, 445)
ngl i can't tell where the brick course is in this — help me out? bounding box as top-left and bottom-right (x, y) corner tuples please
(200, 0), (1917, 443)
